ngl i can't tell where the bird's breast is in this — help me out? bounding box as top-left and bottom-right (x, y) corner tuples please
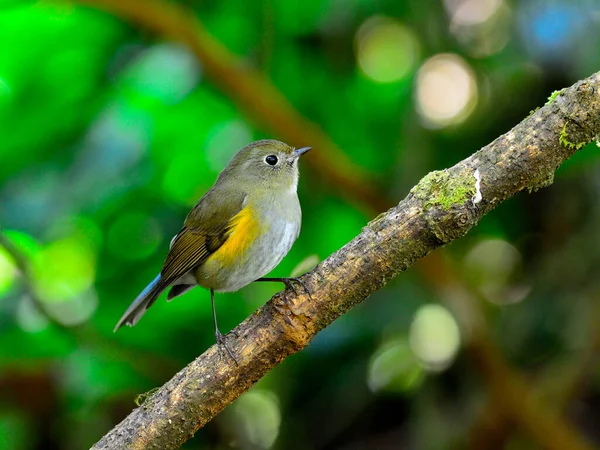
(210, 206), (260, 266)
(196, 195), (301, 292)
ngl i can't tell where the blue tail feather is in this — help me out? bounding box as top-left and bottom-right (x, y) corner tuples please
(114, 274), (164, 332)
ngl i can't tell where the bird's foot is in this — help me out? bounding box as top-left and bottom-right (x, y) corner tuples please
(281, 277), (311, 298)
(254, 276), (312, 298)
(215, 330), (238, 365)
(265, 277), (311, 297)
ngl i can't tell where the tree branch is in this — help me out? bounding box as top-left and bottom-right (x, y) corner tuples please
(92, 72), (600, 449)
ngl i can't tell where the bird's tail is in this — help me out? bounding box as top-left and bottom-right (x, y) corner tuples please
(114, 274), (164, 332)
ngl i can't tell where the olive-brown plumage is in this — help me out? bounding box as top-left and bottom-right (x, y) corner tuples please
(114, 140), (310, 358)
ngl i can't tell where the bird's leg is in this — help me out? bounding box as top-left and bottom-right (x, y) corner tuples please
(254, 277), (311, 297)
(211, 289), (238, 364)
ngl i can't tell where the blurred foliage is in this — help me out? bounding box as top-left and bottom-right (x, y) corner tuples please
(1, 0), (600, 449)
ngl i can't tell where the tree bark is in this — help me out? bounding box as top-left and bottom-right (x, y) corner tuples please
(91, 72), (600, 449)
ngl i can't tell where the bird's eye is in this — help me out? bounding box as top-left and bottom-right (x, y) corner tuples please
(265, 155), (278, 166)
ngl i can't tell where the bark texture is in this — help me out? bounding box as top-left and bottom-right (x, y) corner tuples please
(92, 74), (600, 449)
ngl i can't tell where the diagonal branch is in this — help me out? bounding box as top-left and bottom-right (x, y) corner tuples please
(92, 71), (600, 449)
(70, 0), (598, 447)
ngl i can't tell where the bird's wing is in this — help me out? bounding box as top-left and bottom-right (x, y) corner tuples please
(160, 188), (247, 285)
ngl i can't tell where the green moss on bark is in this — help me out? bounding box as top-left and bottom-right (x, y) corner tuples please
(411, 170), (476, 211)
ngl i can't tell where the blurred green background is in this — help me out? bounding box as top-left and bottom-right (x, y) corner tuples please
(1, 0), (600, 449)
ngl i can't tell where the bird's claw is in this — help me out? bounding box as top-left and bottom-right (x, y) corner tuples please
(215, 330), (238, 365)
(281, 277), (311, 298)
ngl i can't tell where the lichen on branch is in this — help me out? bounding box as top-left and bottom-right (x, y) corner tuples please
(90, 70), (600, 450)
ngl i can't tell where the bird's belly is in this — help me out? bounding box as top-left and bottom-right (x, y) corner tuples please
(196, 219), (299, 292)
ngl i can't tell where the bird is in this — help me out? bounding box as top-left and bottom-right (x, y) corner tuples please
(114, 139), (310, 359)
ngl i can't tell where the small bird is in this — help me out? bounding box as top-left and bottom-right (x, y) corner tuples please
(114, 139), (310, 358)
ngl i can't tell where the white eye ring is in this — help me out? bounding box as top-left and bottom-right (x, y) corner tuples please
(265, 155), (278, 166)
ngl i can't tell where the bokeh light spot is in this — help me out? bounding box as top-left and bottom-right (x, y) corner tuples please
(43, 289), (98, 326)
(290, 254), (320, 278)
(445, 0), (503, 26)
(531, 5), (580, 51)
(0, 246), (18, 295)
(86, 100), (150, 173)
(125, 43), (201, 104)
(230, 390), (281, 449)
(444, 0), (511, 57)
(409, 304), (461, 371)
(4, 230), (42, 260)
(33, 234), (96, 303)
(464, 239), (520, 283)
(464, 239), (529, 304)
(107, 212), (162, 261)
(205, 120), (252, 172)
(355, 16), (420, 83)
(368, 338), (424, 393)
(48, 216), (103, 252)
(415, 54), (478, 128)
(16, 295), (49, 333)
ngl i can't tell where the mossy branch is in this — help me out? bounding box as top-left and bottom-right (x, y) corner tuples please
(69, 9), (587, 439)
(90, 70), (600, 449)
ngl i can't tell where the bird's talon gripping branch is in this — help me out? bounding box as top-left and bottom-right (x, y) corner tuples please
(113, 140), (311, 360)
(284, 279), (299, 296)
(255, 277), (311, 298)
(283, 277), (311, 298)
(215, 330), (238, 364)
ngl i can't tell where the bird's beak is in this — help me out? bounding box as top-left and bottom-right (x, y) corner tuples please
(292, 147), (311, 158)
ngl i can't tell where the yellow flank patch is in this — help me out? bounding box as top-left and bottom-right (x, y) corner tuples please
(210, 206), (260, 264)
